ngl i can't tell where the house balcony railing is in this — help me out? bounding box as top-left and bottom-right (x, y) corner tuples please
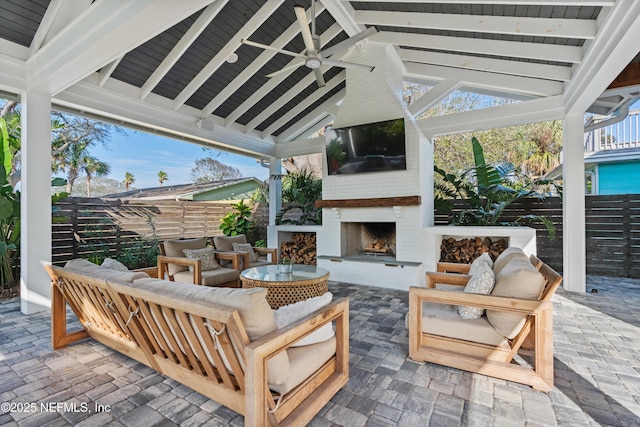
(584, 109), (640, 153)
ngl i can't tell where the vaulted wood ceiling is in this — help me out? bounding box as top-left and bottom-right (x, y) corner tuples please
(0, 0), (638, 159)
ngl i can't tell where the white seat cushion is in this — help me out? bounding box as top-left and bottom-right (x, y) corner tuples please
(273, 292), (335, 347)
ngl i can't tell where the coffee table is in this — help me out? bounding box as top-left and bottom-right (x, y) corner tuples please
(239, 264), (330, 309)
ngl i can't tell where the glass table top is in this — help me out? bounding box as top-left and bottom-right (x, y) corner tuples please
(240, 264), (329, 283)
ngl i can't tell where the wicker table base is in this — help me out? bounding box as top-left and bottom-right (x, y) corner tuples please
(240, 265), (329, 309)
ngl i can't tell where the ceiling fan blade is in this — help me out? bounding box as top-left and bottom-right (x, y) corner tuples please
(266, 61), (305, 78)
(321, 27), (378, 58)
(313, 68), (326, 88)
(294, 5), (316, 53)
(323, 58), (374, 72)
(241, 39), (306, 59)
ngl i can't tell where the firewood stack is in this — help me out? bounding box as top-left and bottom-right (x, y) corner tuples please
(280, 233), (317, 265)
(439, 237), (508, 264)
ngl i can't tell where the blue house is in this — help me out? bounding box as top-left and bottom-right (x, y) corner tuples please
(549, 107), (640, 195)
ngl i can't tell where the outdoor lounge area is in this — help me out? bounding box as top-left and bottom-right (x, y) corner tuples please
(2, 275), (640, 426)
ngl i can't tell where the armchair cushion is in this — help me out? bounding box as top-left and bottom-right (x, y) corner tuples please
(213, 234), (247, 252)
(492, 246), (529, 276)
(458, 262), (495, 320)
(232, 242), (258, 262)
(163, 238), (207, 276)
(487, 257), (546, 339)
(420, 301), (509, 348)
(173, 268), (239, 287)
(274, 292), (335, 347)
(183, 247), (221, 271)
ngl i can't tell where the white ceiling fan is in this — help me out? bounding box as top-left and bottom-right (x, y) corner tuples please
(241, 1), (377, 88)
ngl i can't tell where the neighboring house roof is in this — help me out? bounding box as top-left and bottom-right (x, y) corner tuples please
(105, 178), (262, 201)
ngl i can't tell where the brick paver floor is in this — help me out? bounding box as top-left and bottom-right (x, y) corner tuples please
(1, 276), (640, 426)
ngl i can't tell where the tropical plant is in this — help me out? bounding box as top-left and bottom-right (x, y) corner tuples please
(157, 170), (168, 187)
(434, 137), (558, 238)
(276, 170), (322, 225)
(51, 139), (110, 195)
(82, 156), (110, 196)
(123, 172), (135, 191)
(0, 116), (68, 288)
(219, 199), (254, 236)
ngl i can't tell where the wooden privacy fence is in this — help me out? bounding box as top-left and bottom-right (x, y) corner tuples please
(53, 195), (640, 278)
(52, 198), (237, 265)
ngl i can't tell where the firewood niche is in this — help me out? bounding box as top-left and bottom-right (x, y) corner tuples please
(439, 237), (507, 264)
(280, 233), (317, 265)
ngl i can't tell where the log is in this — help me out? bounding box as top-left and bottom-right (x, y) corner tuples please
(439, 236), (507, 264)
(280, 232), (317, 265)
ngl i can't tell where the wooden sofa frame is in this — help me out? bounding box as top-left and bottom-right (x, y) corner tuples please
(408, 255), (562, 392)
(158, 242), (242, 287)
(45, 264), (349, 426)
(211, 235), (278, 269)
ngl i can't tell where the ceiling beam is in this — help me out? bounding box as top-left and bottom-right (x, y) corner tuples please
(275, 136), (325, 157)
(26, 0), (213, 95)
(57, 78), (275, 157)
(140, 0), (228, 101)
(404, 62), (564, 98)
(564, 0), (640, 113)
(342, 1), (614, 4)
(224, 23), (343, 126)
(356, 10), (595, 39)
(409, 80), (461, 118)
(418, 95), (565, 137)
(172, 0), (285, 111)
(0, 53), (26, 93)
(30, 0), (92, 55)
(371, 31), (582, 64)
(260, 71), (346, 137)
(400, 49), (572, 81)
(277, 91), (343, 143)
(97, 57), (122, 87)
(200, 3), (325, 117)
(322, 0), (364, 36)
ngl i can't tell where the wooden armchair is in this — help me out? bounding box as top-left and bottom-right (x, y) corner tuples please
(212, 234), (278, 269)
(408, 255), (562, 392)
(158, 238), (242, 287)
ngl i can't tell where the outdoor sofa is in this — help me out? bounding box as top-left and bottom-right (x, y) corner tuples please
(44, 259), (349, 426)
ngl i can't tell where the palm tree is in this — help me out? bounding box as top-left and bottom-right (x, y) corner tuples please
(158, 170), (168, 187)
(123, 172), (135, 191)
(82, 157), (110, 196)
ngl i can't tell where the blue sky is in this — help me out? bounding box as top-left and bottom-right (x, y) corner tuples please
(90, 128), (270, 189)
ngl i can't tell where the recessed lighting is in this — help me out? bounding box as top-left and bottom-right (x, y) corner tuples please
(226, 52), (238, 63)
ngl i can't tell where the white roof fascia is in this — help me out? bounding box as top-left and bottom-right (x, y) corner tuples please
(26, 0), (212, 96)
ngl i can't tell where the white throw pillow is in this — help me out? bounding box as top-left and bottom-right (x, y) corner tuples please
(468, 252), (493, 276)
(182, 247), (221, 272)
(101, 258), (129, 272)
(458, 262), (495, 320)
(232, 242), (259, 262)
(273, 292), (334, 347)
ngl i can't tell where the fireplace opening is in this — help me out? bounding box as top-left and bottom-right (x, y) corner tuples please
(342, 222), (396, 260)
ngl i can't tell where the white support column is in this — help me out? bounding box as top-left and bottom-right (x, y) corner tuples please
(20, 92), (53, 313)
(562, 113), (586, 293)
(267, 157), (282, 245)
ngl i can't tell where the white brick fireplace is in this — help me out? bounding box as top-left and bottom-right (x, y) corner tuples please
(315, 43), (433, 290)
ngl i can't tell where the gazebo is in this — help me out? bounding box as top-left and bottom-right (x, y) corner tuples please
(1, 0), (639, 314)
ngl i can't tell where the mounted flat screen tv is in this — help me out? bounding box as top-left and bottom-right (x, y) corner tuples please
(325, 118), (406, 175)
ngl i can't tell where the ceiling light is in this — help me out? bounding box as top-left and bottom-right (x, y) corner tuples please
(226, 52), (238, 63)
(305, 57), (321, 69)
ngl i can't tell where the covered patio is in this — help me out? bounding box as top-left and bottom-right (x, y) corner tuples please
(2, 275), (639, 426)
(0, 0), (639, 312)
